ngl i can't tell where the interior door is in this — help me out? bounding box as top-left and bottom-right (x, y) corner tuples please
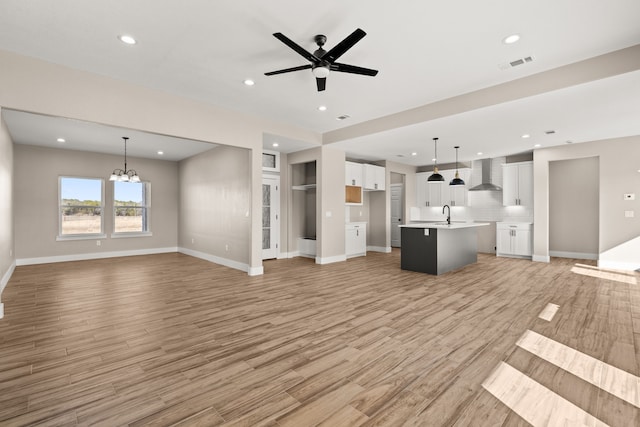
(390, 183), (403, 247)
(262, 176), (280, 260)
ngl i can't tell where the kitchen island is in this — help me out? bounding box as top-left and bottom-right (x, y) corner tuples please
(400, 222), (489, 275)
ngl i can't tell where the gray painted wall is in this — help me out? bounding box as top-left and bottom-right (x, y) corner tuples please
(534, 135), (640, 268)
(0, 111), (15, 297)
(549, 157), (599, 256)
(13, 144), (179, 260)
(179, 145), (251, 264)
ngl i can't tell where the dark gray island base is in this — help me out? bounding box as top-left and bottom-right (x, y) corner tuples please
(400, 223), (489, 275)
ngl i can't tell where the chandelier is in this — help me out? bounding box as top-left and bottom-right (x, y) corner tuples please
(109, 137), (141, 183)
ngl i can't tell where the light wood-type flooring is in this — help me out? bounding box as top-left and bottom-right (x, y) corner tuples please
(1, 250), (639, 426)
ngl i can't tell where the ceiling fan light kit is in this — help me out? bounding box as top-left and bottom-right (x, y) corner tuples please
(265, 28), (378, 92)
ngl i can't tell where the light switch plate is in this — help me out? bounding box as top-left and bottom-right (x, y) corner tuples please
(625, 210), (634, 218)
(624, 193), (635, 200)
(424, 229), (429, 236)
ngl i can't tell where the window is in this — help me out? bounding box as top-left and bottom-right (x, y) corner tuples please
(262, 150), (280, 172)
(113, 181), (150, 234)
(59, 177), (104, 238)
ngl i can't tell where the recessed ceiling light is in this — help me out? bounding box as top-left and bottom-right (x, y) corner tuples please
(503, 34), (520, 44)
(56, 138), (65, 143)
(243, 79), (255, 86)
(534, 144), (541, 148)
(477, 152), (483, 156)
(272, 143), (279, 147)
(318, 105), (327, 111)
(157, 151), (164, 155)
(118, 34), (137, 45)
(521, 134), (530, 139)
(411, 152), (417, 156)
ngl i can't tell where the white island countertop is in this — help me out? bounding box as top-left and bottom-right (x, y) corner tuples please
(400, 222), (490, 230)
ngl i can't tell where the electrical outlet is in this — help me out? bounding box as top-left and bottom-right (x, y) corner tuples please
(624, 193), (635, 200)
(96, 240), (101, 246)
(191, 238), (195, 244)
(326, 211), (332, 218)
(625, 210), (634, 218)
(225, 244), (229, 251)
(9, 249), (12, 257)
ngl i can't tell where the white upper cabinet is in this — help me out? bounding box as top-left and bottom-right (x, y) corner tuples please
(345, 161), (363, 187)
(502, 162), (533, 206)
(440, 168), (470, 207)
(363, 164), (385, 191)
(416, 172), (443, 207)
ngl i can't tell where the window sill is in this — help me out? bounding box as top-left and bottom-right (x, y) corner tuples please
(111, 232), (153, 239)
(57, 234), (107, 241)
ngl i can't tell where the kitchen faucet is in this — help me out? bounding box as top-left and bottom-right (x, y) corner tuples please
(442, 204), (451, 225)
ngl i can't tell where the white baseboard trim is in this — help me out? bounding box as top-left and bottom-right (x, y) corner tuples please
(549, 251), (598, 260)
(287, 251), (300, 258)
(178, 247), (263, 276)
(16, 247), (179, 266)
(367, 246), (392, 253)
(248, 266), (264, 276)
(598, 260), (640, 272)
(277, 252), (295, 259)
(315, 254), (347, 265)
(0, 302), (4, 319)
(0, 260), (16, 297)
(532, 255), (551, 263)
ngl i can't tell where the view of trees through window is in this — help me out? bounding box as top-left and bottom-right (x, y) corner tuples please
(114, 181), (148, 233)
(59, 177), (149, 236)
(60, 177), (103, 235)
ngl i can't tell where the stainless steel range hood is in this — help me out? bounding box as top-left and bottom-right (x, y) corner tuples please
(469, 159), (502, 191)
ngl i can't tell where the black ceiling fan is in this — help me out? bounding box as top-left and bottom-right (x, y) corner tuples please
(265, 28), (378, 92)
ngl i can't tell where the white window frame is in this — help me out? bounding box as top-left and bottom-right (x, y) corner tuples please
(262, 149), (280, 173)
(111, 181), (152, 238)
(57, 176), (106, 241)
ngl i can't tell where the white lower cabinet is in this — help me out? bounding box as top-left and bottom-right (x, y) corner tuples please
(496, 222), (532, 258)
(346, 222), (367, 258)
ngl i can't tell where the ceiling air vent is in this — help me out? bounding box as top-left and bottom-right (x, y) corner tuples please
(498, 55), (534, 70)
(336, 114), (351, 121)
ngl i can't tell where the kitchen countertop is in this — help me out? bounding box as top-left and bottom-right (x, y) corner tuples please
(400, 222), (489, 230)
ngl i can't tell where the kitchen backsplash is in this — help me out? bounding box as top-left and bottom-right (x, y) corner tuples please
(412, 190), (533, 223)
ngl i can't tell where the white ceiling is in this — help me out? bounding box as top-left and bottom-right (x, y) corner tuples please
(1, 0), (639, 164)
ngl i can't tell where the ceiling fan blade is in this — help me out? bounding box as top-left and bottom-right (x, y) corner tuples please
(273, 33), (320, 64)
(331, 62), (378, 76)
(316, 77), (326, 92)
(265, 64), (312, 76)
(323, 28), (366, 63)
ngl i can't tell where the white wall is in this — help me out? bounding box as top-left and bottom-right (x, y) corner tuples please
(178, 145), (254, 272)
(13, 144), (179, 263)
(534, 135), (640, 270)
(0, 110), (15, 303)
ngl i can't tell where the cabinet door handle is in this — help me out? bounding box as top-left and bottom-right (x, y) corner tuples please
(374, 183), (378, 189)
(356, 230), (359, 237)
